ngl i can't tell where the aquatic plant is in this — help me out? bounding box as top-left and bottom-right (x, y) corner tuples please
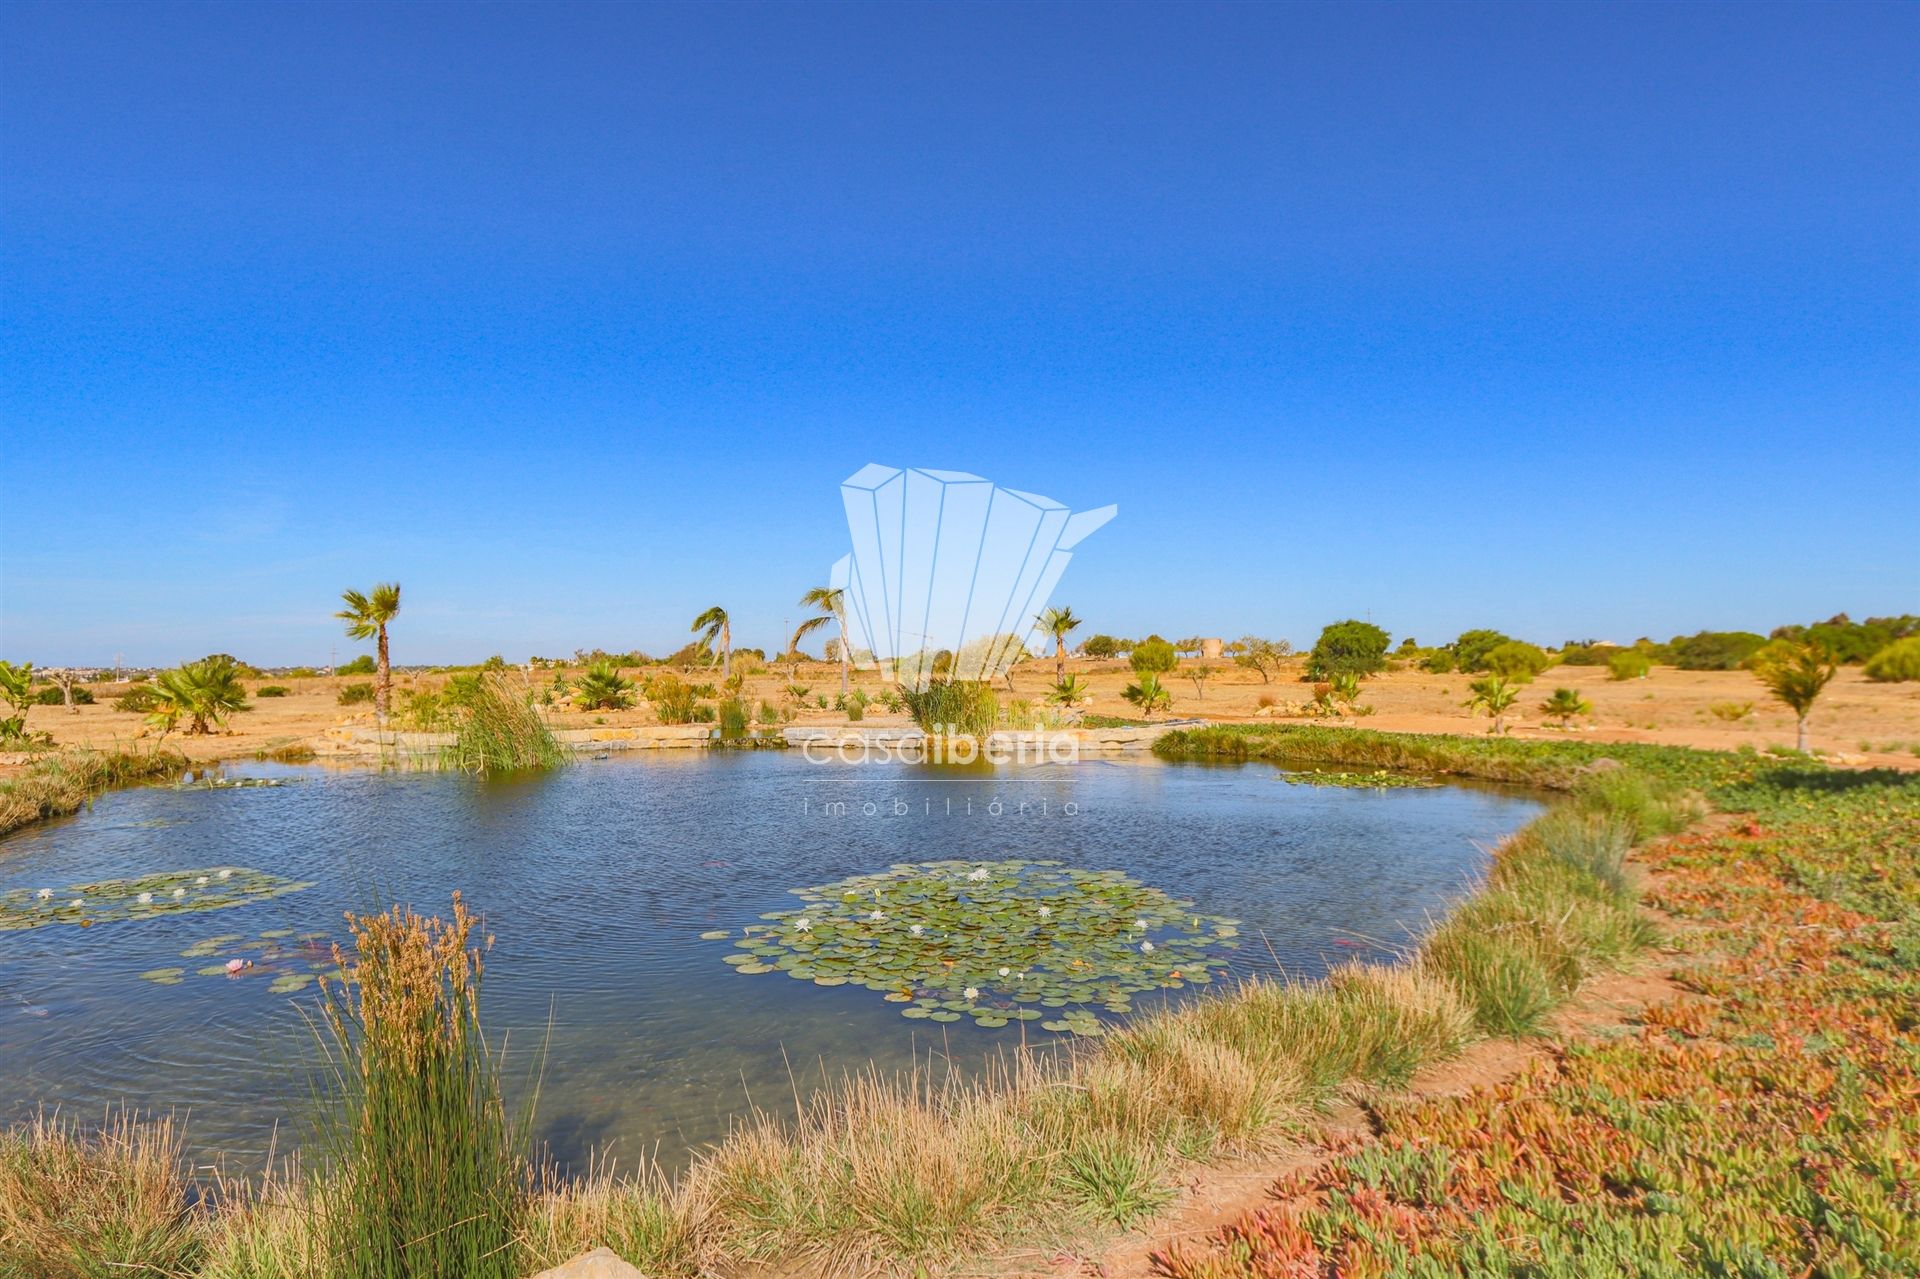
(0, 747), (189, 837)
(139, 926), (344, 991)
(439, 674), (567, 773)
(314, 893), (528, 1279)
(708, 859), (1240, 1033)
(1, 866), (310, 931)
(899, 679), (999, 740)
(1278, 768), (1439, 790)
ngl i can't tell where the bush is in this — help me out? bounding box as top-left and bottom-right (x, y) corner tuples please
(32, 685), (94, 705)
(1864, 636), (1920, 682)
(1668, 630), (1766, 671)
(1483, 640), (1550, 681)
(717, 696), (750, 740)
(643, 675), (698, 724)
(1556, 642), (1618, 667)
(1770, 613), (1919, 665)
(335, 655), (376, 676)
(1450, 629), (1512, 673)
(442, 675), (566, 773)
(1306, 620), (1389, 680)
(1418, 650), (1456, 674)
(255, 685), (291, 698)
(338, 683), (376, 706)
(1128, 639), (1177, 674)
(113, 686), (161, 713)
(1081, 635), (1124, 658)
(845, 691), (868, 722)
(1608, 650), (1652, 681)
(572, 661), (636, 711)
(900, 681), (1000, 738)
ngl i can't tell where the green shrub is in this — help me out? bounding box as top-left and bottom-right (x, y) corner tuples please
(1306, 620), (1390, 679)
(900, 681), (999, 738)
(1081, 634), (1125, 658)
(441, 675), (566, 773)
(32, 685), (94, 705)
(113, 686), (161, 713)
(844, 691), (868, 722)
(644, 675), (698, 724)
(1540, 687), (1591, 725)
(1770, 612), (1919, 665)
(572, 661), (636, 711)
(1555, 642), (1618, 666)
(1864, 636), (1920, 682)
(1450, 629), (1512, 673)
(1419, 650), (1456, 674)
(1128, 638), (1177, 674)
(1608, 649), (1652, 680)
(255, 685), (291, 698)
(338, 683), (376, 706)
(717, 696), (750, 740)
(335, 654), (377, 676)
(1668, 630), (1766, 671)
(1122, 673), (1173, 717)
(1484, 641), (1550, 681)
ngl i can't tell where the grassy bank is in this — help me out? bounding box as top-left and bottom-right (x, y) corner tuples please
(7, 728), (1879, 1276)
(0, 747), (190, 838)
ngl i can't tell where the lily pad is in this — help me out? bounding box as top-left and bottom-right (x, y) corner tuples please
(2, 868), (315, 933)
(139, 967), (186, 984)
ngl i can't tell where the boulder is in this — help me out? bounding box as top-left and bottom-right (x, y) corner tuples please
(530, 1247), (648, 1279)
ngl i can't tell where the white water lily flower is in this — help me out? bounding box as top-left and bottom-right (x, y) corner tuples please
(35, 889), (52, 900)
(196, 877), (210, 886)
(909, 924), (924, 936)
(218, 870), (233, 880)
(998, 966), (1011, 977)
(964, 987), (979, 1001)
(137, 892), (153, 905)
(1133, 919), (1149, 930)
(172, 888), (186, 898)
(1141, 940), (1155, 953)
(869, 910), (886, 922)
(69, 899), (84, 909)
(967, 868), (989, 881)
(1037, 905), (1052, 918)
(793, 918), (812, 932)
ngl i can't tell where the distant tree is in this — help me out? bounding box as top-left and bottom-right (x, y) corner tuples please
(1864, 637), (1920, 683)
(47, 669), (85, 713)
(1129, 638), (1178, 674)
(1234, 636), (1292, 684)
(1484, 641), (1551, 682)
(335, 654), (377, 676)
(1540, 687), (1591, 727)
(1036, 605), (1083, 682)
(1122, 672), (1172, 718)
(1450, 629), (1512, 673)
(573, 661), (636, 711)
(1306, 620), (1390, 680)
(691, 606), (732, 680)
(147, 656), (250, 736)
(1081, 634), (1123, 659)
(1464, 675), (1520, 735)
(1669, 630), (1767, 671)
(1752, 641), (1837, 752)
(335, 582), (402, 725)
(1175, 636), (1205, 658)
(793, 586), (849, 694)
(1608, 649), (1652, 681)
(1186, 664), (1215, 699)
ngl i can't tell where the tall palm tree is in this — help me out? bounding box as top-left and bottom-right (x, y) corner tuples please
(691, 606), (732, 680)
(1036, 605), (1082, 683)
(1753, 641), (1837, 752)
(792, 586), (848, 695)
(335, 582), (402, 725)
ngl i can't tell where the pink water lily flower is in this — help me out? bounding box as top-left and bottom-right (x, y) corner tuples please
(225, 958), (248, 974)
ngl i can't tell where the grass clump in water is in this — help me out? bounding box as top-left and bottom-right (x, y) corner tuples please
(313, 893), (529, 1279)
(438, 673), (566, 774)
(899, 679), (999, 740)
(0, 747), (189, 837)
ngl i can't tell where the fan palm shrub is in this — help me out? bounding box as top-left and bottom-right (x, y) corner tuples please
(572, 661), (636, 711)
(1464, 675), (1519, 735)
(335, 583), (402, 725)
(1122, 673), (1172, 718)
(1540, 687), (1591, 727)
(145, 656), (250, 736)
(1751, 640), (1837, 752)
(1037, 606), (1082, 682)
(1048, 675), (1091, 710)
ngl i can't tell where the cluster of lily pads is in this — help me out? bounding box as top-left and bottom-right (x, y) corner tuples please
(172, 775), (291, 790)
(1280, 769), (1439, 790)
(0, 867), (315, 932)
(140, 928), (345, 994)
(704, 859), (1240, 1035)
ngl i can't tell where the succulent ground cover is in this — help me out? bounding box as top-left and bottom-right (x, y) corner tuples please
(707, 858), (1240, 1033)
(1155, 761), (1920, 1279)
(0, 866), (314, 931)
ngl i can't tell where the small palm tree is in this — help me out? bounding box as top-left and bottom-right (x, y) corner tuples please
(1047, 674), (1091, 710)
(1753, 641), (1837, 752)
(1122, 672), (1172, 719)
(792, 587), (848, 695)
(1464, 675), (1519, 735)
(572, 661), (635, 711)
(691, 606), (732, 680)
(147, 656), (250, 736)
(1036, 606), (1082, 683)
(1540, 687), (1592, 728)
(336, 583), (402, 725)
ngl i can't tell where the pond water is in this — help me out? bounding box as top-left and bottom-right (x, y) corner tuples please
(0, 753), (1540, 1171)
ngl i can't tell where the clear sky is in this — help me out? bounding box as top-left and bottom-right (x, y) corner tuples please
(2, 0), (1915, 667)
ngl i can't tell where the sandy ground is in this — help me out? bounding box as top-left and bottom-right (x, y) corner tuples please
(10, 657), (1919, 772)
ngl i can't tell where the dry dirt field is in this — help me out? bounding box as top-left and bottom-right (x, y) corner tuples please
(13, 656), (1919, 772)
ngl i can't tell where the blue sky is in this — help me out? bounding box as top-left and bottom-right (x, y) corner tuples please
(2, 1), (1915, 666)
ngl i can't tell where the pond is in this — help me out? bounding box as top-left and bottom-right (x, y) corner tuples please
(0, 753), (1541, 1171)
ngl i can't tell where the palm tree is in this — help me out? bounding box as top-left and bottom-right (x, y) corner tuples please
(572, 661), (636, 711)
(1036, 606), (1082, 683)
(335, 583), (402, 726)
(1753, 641), (1837, 752)
(1047, 674), (1091, 710)
(1540, 687), (1591, 728)
(1122, 672), (1172, 719)
(147, 656), (250, 736)
(1464, 675), (1519, 735)
(691, 606), (732, 680)
(792, 587), (848, 696)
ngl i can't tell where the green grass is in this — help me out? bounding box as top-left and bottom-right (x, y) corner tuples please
(438, 675), (567, 774)
(0, 747), (190, 838)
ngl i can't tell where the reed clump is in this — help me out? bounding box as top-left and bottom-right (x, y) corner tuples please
(439, 673), (567, 774)
(899, 680), (1000, 740)
(0, 746), (189, 837)
(313, 893), (527, 1279)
